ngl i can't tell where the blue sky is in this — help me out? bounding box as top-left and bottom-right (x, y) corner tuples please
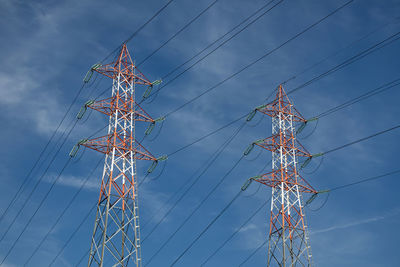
(0, 0), (400, 266)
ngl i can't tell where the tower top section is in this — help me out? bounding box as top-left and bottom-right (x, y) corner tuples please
(257, 84), (306, 122)
(94, 44), (152, 86)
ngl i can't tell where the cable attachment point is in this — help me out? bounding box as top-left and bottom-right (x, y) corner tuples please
(83, 63), (102, 83)
(246, 110), (257, 122)
(243, 143), (255, 156)
(143, 79), (162, 99)
(305, 192), (318, 206)
(296, 117), (318, 135)
(300, 152), (324, 169)
(145, 116), (166, 135)
(69, 139), (88, 157)
(241, 175), (261, 191)
(147, 155), (168, 173)
(244, 138), (265, 156)
(76, 100), (95, 120)
(305, 189), (330, 206)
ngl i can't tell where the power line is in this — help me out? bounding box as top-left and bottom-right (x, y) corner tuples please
(49, 82), (398, 266)
(0, 83), (85, 224)
(281, 15), (400, 84)
(200, 199), (269, 266)
(329, 169), (400, 192)
(48, 170), (151, 266)
(137, 0), (220, 66)
(0, 119), (79, 244)
(170, 190), (243, 266)
(66, 118), (247, 267)
(238, 239), (267, 266)
(23, 157), (103, 266)
(0, 1), (175, 263)
(145, 153), (245, 266)
(49, 204), (96, 266)
(156, 0), (281, 84)
(200, 167), (400, 266)
(140, 115), (245, 229)
(161, 0), (277, 79)
(287, 30), (400, 95)
(141, 121), (247, 245)
(101, 0), (175, 63)
(0, 156), (73, 265)
(321, 123), (400, 156)
(167, 113), (248, 156)
(166, 160), (271, 266)
(148, 0), (287, 112)
(164, 122), (400, 265)
(84, 0), (384, 166)
(49, 103), (250, 266)
(3, 0), (177, 221)
(315, 78), (400, 119)
(159, 0), (354, 118)
(166, 75), (399, 162)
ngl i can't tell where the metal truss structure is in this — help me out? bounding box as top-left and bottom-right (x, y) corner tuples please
(82, 44), (158, 267)
(251, 85), (316, 266)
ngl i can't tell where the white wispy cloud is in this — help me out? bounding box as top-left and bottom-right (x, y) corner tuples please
(310, 207), (400, 235)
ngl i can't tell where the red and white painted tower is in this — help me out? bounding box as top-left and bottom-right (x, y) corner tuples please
(81, 44), (159, 267)
(250, 85), (316, 266)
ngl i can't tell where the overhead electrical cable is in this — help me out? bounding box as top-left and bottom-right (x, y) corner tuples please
(49, 203), (96, 266)
(169, 190), (243, 266)
(0, 84), (85, 224)
(162, 0), (277, 79)
(47, 106), (251, 266)
(144, 0), (289, 105)
(3, 0), (176, 217)
(101, 0), (176, 63)
(141, 121), (247, 244)
(320, 123), (400, 156)
(164, 123), (400, 265)
(0, 7), (166, 224)
(23, 157), (103, 266)
(0, 0), (176, 262)
(154, 159), (271, 266)
(66, 119), (248, 266)
(315, 78), (400, 119)
(153, 0), (354, 117)
(200, 199), (269, 266)
(238, 239), (267, 266)
(0, 156), (74, 264)
(160, 0), (280, 79)
(327, 169), (400, 192)
(0, 119), (79, 244)
(48, 95), (398, 266)
(145, 154), (246, 266)
(287, 30), (400, 95)
(281, 15), (400, 84)
(137, 0), (220, 66)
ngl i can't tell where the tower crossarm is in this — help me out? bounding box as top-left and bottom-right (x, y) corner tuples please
(93, 47), (152, 86)
(253, 170), (316, 194)
(253, 134), (312, 158)
(257, 104), (306, 122)
(255, 86), (307, 123)
(80, 133), (157, 161)
(88, 96), (155, 123)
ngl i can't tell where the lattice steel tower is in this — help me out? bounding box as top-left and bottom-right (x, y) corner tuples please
(81, 44), (159, 267)
(249, 85), (316, 266)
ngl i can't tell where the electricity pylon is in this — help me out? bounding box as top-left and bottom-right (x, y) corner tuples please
(249, 85), (316, 266)
(80, 44), (159, 267)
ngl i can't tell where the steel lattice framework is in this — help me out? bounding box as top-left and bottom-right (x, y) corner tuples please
(82, 44), (158, 267)
(252, 85), (316, 266)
